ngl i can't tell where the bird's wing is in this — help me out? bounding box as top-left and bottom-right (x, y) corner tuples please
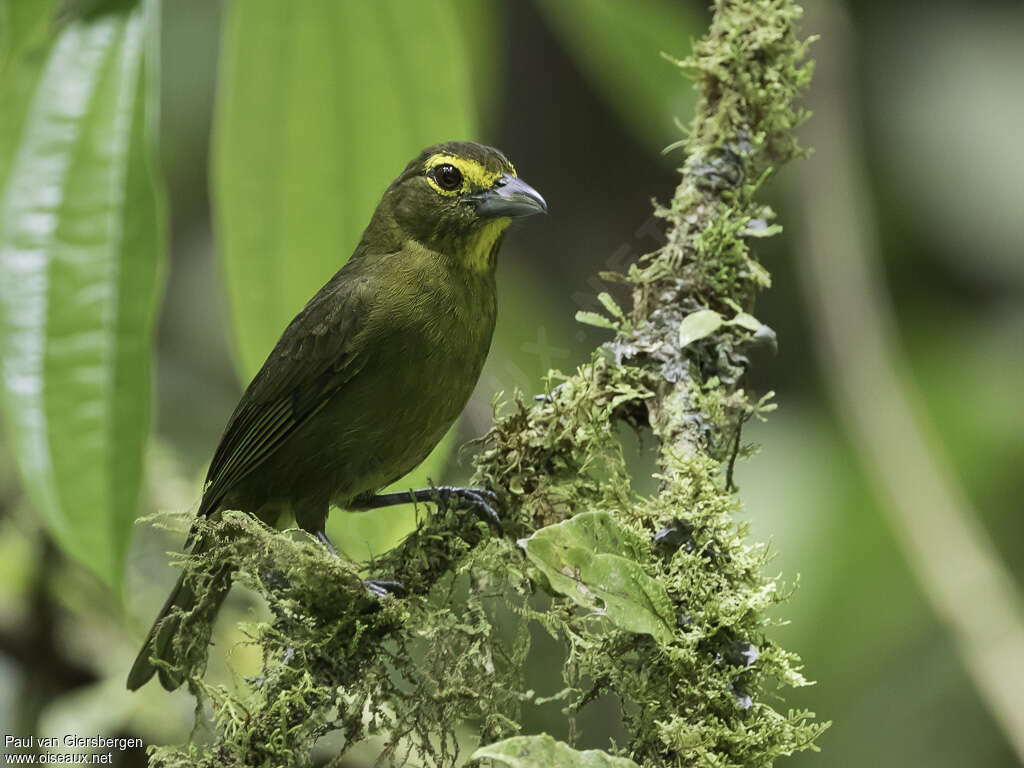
(196, 263), (376, 520)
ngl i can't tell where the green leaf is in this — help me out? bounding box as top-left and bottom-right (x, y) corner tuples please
(0, 2), (166, 589)
(0, 0), (61, 188)
(535, 0), (700, 153)
(741, 217), (783, 238)
(677, 308), (722, 347)
(596, 291), (625, 321)
(519, 511), (676, 644)
(449, 0), (500, 132)
(214, 0), (479, 555)
(728, 311), (762, 332)
(575, 310), (618, 330)
(472, 734), (641, 768)
(213, 0), (477, 379)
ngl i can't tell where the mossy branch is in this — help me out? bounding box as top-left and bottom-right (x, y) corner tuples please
(149, 1), (824, 766)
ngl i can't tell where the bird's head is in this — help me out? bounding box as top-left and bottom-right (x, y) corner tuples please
(376, 142), (547, 272)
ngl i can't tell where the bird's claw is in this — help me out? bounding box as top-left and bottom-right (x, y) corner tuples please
(430, 486), (502, 531)
(314, 530), (338, 556)
(363, 579), (407, 598)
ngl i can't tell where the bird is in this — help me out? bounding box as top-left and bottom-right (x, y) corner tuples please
(127, 141), (546, 691)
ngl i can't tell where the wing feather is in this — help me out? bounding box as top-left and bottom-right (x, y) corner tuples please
(195, 261), (375, 520)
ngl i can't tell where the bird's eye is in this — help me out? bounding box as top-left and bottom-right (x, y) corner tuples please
(432, 163), (463, 191)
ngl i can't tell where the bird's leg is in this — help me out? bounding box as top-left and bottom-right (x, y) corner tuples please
(363, 579), (407, 598)
(354, 485), (502, 529)
(354, 485), (500, 595)
(313, 529), (337, 556)
(308, 526), (406, 597)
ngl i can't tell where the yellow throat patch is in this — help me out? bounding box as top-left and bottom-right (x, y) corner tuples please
(465, 217), (509, 273)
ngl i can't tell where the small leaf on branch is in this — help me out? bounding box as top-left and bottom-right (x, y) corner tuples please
(472, 733), (641, 768)
(597, 291), (626, 320)
(741, 218), (783, 238)
(575, 310), (619, 330)
(727, 311), (763, 332)
(678, 309), (723, 347)
(519, 511), (676, 644)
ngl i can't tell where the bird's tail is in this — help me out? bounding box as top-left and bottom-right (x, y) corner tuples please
(126, 534), (234, 691)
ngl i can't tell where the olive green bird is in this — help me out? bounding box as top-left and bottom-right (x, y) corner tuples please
(127, 142), (546, 691)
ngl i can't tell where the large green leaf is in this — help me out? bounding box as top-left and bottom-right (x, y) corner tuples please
(535, 0), (700, 152)
(0, 1), (61, 187)
(213, 0), (478, 378)
(472, 734), (641, 768)
(520, 511), (676, 644)
(450, 0), (500, 132)
(0, 2), (166, 589)
(213, 0), (479, 556)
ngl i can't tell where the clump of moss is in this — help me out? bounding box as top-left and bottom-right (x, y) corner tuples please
(148, 1), (826, 765)
(467, 365), (826, 766)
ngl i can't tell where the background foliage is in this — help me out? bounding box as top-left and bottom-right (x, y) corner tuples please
(0, 0), (1022, 766)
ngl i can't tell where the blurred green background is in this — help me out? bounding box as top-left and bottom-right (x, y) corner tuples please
(1, 0), (1022, 765)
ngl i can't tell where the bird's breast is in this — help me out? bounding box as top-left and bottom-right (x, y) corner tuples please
(317, 260), (497, 502)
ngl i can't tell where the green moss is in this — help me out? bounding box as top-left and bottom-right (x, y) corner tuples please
(148, 1), (825, 765)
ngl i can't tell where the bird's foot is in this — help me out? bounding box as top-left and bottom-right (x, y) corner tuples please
(363, 579), (407, 598)
(355, 485), (502, 531)
(308, 529), (406, 598)
(310, 529), (405, 598)
(431, 486), (502, 530)
(245, 644), (296, 689)
(261, 568), (291, 593)
(313, 529), (338, 556)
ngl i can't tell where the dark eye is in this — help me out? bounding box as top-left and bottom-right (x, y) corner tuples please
(432, 163), (463, 191)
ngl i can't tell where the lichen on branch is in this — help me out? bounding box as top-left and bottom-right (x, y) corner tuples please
(148, 1), (825, 766)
